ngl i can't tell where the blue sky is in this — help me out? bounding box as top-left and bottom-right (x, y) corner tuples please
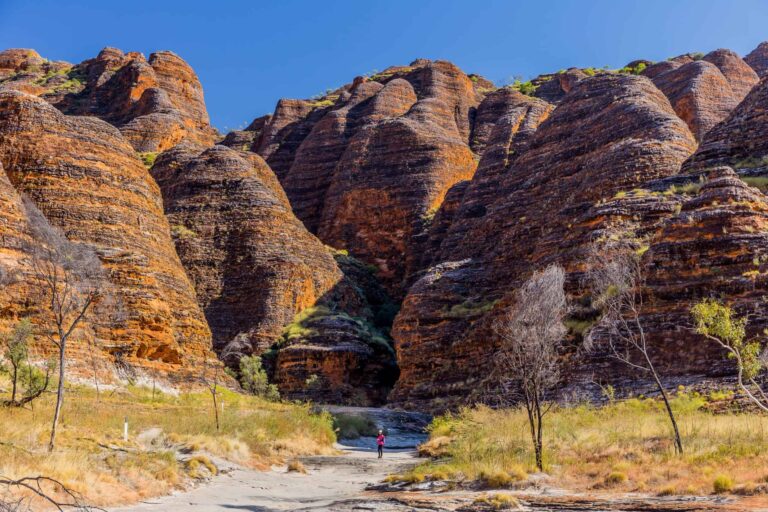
(1, 0), (767, 131)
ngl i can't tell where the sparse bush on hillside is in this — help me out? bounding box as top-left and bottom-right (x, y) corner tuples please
(740, 175), (768, 192)
(511, 79), (537, 96)
(139, 152), (158, 168)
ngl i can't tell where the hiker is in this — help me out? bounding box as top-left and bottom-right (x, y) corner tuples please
(376, 429), (385, 458)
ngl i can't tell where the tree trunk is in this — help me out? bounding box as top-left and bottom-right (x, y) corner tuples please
(534, 396), (544, 471)
(212, 389), (220, 432)
(49, 339), (66, 452)
(644, 350), (683, 455)
(655, 376), (683, 455)
(11, 364), (17, 403)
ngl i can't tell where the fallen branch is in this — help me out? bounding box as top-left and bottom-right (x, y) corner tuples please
(0, 475), (105, 511)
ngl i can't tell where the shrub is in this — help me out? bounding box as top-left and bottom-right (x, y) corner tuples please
(186, 455), (217, 478)
(287, 459), (307, 473)
(713, 474), (734, 494)
(332, 413), (378, 439)
(474, 493), (520, 510)
(741, 175), (768, 192)
(658, 485), (677, 496)
(605, 471), (628, 485)
(171, 224), (197, 239)
(238, 355), (279, 400)
(139, 152), (158, 168)
(480, 468), (526, 488)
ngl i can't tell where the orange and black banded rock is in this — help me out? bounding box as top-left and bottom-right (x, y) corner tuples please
(745, 41), (768, 78)
(317, 61), (482, 294)
(0, 90), (217, 384)
(652, 50), (757, 141)
(0, 47), (217, 152)
(151, 144), (397, 404)
(683, 75), (768, 172)
(390, 74), (697, 409)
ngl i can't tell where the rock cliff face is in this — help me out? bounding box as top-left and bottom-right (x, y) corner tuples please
(0, 90), (217, 384)
(316, 62), (483, 294)
(745, 41), (768, 77)
(150, 144), (397, 404)
(683, 74), (768, 172)
(245, 59), (491, 295)
(651, 50), (757, 141)
(3, 41), (768, 406)
(0, 47), (217, 152)
(389, 74), (698, 408)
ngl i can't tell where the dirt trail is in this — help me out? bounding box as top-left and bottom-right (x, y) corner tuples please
(112, 407), (426, 512)
(111, 408), (752, 512)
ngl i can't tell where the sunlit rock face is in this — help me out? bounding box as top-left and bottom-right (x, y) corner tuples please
(0, 47), (218, 152)
(0, 90), (217, 384)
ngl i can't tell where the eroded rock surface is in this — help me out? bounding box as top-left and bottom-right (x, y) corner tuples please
(652, 50), (757, 141)
(151, 144), (397, 404)
(0, 90), (216, 383)
(0, 47), (217, 152)
(390, 74), (697, 408)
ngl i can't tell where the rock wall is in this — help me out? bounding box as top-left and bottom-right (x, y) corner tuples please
(0, 90), (218, 385)
(150, 144), (397, 404)
(0, 47), (217, 152)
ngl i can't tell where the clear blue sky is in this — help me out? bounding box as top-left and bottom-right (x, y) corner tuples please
(1, 0), (767, 131)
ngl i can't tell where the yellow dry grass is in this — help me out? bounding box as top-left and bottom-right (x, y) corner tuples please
(397, 391), (768, 496)
(0, 379), (335, 508)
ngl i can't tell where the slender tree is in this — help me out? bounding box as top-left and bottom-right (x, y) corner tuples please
(586, 233), (683, 455)
(691, 299), (768, 412)
(491, 264), (568, 471)
(23, 198), (105, 452)
(201, 357), (222, 432)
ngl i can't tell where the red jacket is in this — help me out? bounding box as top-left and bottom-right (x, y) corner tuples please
(376, 434), (385, 446)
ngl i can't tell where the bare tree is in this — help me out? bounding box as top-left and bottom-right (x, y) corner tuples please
(490, 264), (568, 471)
(22, 198), (105, 452)
(201, 357), (222, 432)
(586, 233), (683, 455)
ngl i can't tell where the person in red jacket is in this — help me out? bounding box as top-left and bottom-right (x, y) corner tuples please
(376, 430), (385, 458)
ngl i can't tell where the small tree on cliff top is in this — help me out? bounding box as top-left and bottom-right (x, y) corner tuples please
(23, 197), (105, 452)
(491, 264), (568, 471)
(586, 232), (683, 455)
(691, 299), (768, 412)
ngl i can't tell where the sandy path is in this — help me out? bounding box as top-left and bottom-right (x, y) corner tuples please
(112, 404), (431, 512)
(113, 444), (420, 512)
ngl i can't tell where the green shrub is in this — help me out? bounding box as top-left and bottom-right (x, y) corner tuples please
(171, 224), (197, 239)
(713, 474), (734, 494)
(741, 175), (768, 192)
(332, 413), (378, 439)
(237, 355), (279, 400)
(513, 80), (537, 96)
(139, 152), (158, 169)
(444, 299), (498, 318)
(605, 471), (628, 485)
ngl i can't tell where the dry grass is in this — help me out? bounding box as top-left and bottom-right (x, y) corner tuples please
(395, 391), (768, 496)
(0, 379), (335, 508)
(287, 459), (307, 473)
